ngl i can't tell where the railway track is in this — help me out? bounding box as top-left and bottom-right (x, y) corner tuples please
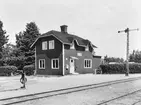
(97, 88), (141, 105)
(1, 76), (141, 105)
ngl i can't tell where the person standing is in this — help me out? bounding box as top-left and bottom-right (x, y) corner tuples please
(20, 70), (27, 88)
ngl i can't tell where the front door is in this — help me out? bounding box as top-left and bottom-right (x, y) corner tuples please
(70, 59), (75, 74)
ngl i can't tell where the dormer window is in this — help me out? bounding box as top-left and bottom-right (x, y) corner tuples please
(49, 40), (54, 49)
(70, 42), (75, 49)
(85, 45), (89, 51)
(42, 41), (47, 50)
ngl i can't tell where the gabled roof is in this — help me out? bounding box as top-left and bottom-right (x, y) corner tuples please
(31, 30), (97, 49)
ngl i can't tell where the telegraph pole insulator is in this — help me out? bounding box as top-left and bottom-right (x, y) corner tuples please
(118, 28), (139, 76)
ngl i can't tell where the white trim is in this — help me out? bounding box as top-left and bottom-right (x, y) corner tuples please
(39, 59), (45, 69)
(42, 41), (47, 50)
(62, 44), (65, 75)
(85, 45), (89, 51)
(70, 41), (75, 49)
(73, 39), (86, 47)
(84, 59), (92, 68)
(34, 46), (37, 75)
(70, 56), (78, 59)
(30, 37), (39, 48)
(51, 58), (59, 69)
(49, 40), (55, 49)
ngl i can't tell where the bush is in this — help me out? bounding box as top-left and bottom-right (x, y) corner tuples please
(129, 63), (141, 73)
(23, 65), (35, 76)
(4, 57), (25, 70)
(25, 55), (35, 65)
(3, 56), (35, 70)
(0, 66), (18, 76)
(0, 59), (4, 66)
(100, 63), (141, 74)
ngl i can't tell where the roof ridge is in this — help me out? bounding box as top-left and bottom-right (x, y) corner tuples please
(31, 29), (97, 49)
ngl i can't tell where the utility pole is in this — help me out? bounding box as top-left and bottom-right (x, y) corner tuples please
(118, 28), (139, 76)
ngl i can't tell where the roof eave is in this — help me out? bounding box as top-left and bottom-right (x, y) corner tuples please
(30, 33), (72, 49)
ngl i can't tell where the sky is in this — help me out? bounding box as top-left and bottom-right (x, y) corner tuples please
(0, 0), (141, 59)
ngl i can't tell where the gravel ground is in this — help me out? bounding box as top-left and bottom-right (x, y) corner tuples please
(13, 78), (141, 105)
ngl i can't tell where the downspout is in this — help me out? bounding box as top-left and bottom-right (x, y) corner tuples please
(62, 43), (65, 75)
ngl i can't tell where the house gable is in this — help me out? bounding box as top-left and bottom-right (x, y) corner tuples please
(36, 35), (62, 58)
(31, 26), (97, 52)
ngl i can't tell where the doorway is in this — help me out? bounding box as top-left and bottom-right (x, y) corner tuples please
(69, 58), (75, 74)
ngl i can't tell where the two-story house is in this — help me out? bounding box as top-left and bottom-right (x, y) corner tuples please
(31, 25), (101, 75)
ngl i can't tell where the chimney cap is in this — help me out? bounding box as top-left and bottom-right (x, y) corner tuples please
(60, 25), (68, 27)
(60, 25), (68, 33)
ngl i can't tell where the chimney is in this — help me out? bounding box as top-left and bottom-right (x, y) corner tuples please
(60, 25), (68, 33)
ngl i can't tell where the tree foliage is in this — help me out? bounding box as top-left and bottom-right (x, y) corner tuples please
(2, 43), (16, 58)
(16, 22), (40, 55)
(104, 55), (124, 63)
(14, 22), (40, 67)
(129, 50), (141, 63)
(0, 20), (8, 58)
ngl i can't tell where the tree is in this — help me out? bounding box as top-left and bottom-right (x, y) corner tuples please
(0, 20), (8, 58)
(2, 43), (16, 58)
(16, 22), (40, 54)
(129, 50), (141, 63)
(15, 22), (40, 65)
(104, 55), (124, 63)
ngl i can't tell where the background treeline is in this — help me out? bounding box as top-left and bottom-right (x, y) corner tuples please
(100, 63), (141, 74)
(101, 51), (141, 74)
(0, 20), (40, 76)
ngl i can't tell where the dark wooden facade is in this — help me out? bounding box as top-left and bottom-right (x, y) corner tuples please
(32, 25), (101, 76)
(35, 36), (63, 75)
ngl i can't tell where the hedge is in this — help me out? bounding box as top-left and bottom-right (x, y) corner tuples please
(4, 57), (25, 70)
(100, 63), (141, 74)
(0, 66), (18, 76)
(2, 56), (35, 70)
(23, 65), (35, 76)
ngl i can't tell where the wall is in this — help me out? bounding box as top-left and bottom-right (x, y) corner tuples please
(64, 44), (101, 74)
(35, 35), (63, 75)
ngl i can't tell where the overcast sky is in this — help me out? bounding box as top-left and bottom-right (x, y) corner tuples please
(0, 0), (141, 59)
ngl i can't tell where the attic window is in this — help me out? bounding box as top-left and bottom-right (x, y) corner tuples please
(70, 42), (75, 49)
(49, 40), (54, 49)
(42, 41), (47, 50)
(85, 45), (89, 51)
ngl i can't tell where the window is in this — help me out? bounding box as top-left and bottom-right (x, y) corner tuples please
(42, 41), (47, 50)
(85, 45), (89, 51)
(39, 59), (45, 69)
(70, 42), (75, 49)
(52, 58), (59, 69)
(84, 59), (92, 68)
(49, 40), (54, 49)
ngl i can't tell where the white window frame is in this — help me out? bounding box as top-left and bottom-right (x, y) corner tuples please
(49, 40), (54, 49)
(70, 42), (75, 49)
(42, 41), (47, 50)
(39, 59), (45, 69)
(84, 59), (92, 68)
(51, 58), (59, 69)
(85, 45), (89, 51)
